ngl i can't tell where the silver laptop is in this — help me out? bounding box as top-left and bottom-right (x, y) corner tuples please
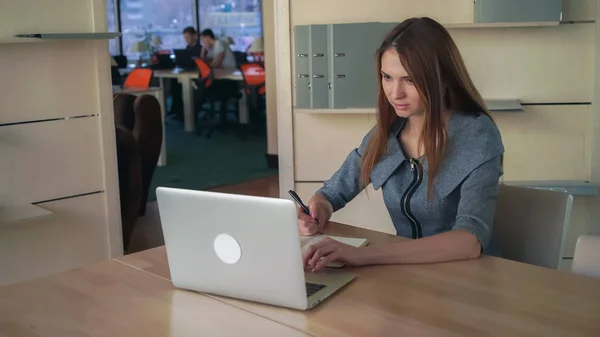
(156, 187), (356, 310)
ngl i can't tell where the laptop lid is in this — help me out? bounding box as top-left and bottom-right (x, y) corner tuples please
(154, 53), (174, 69)
(156, 187), (310, 310)
(173, 49), (197, 70)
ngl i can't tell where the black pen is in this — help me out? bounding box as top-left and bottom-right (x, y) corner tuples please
(288, 190), (320, 225)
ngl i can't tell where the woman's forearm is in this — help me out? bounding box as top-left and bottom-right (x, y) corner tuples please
(361, 230), (482, 265)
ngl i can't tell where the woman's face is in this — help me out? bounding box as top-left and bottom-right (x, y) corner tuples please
(380, 48), (424, 119)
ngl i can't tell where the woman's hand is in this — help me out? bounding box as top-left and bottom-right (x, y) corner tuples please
(302, 237), (366, 272)
(297, 194), (333, 236)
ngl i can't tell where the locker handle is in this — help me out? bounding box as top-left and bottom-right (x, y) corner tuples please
(297, 53), (308, 57)
(335, 74), (346, 78)
(334, 53), (346, 57)
(313, 53), (324, 57)
(313, 74), (325, 78)
(297, 74), (309, 78)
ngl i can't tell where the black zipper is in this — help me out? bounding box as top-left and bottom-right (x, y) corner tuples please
(401, 158), (423, 239)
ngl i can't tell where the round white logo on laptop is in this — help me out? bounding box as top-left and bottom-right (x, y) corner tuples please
(213, 233), (242, 264)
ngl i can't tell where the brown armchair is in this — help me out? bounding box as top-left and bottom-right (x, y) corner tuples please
(113, 93), (163, 252)
(131, 94), (163, 215)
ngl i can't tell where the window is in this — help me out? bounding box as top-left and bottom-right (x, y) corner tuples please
(198, 0), (262, 52)
(120, 0), (195, 64)
(106, 0), (120, 55)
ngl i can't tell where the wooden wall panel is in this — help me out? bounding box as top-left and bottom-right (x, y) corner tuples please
(0, 193), (109, 286)
(0, 0), (94, 39)
(294, 105), (591, 182)
(0, 116), (105, 206)
(451, 24), (594, 103)
(0, 41), (101, 124)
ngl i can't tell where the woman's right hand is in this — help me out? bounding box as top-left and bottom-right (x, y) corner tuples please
(297, 194), (333, 236)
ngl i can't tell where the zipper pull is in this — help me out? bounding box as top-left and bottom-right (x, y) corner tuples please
(409, 158), (415, 170)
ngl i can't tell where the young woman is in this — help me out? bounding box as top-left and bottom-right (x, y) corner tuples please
(299, 17), (505, 272)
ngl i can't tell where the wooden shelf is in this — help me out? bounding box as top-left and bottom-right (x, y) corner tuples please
(0, 204), (53, 226)
(295, 99), (523, 114)
(0, 32), (121, 44)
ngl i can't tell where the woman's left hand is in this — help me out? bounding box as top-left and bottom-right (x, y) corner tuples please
(302, 237), (367, 272)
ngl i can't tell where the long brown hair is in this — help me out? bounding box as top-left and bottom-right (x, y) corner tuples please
(360, 17), (494, 199)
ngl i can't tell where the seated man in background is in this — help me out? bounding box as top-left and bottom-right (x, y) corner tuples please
(200, 29), (236, 68)
(169, 26), (203, 120)
(183, 26), (203, 57)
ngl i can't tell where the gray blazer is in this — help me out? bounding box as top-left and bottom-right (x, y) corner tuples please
(316, 112), (505, 255)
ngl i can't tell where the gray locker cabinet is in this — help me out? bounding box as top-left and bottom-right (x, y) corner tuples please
(330, 22), (392, 109)
(474, 0), (562, 23)
(294, 25), (311, 108)
(310, 25), (329, 108)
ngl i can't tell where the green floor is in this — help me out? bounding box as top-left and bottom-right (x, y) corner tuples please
(147, 118), (278, 201)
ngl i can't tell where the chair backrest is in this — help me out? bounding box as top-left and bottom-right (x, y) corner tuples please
(123, 68), (153, 89)
(112, 93), (163, 218)
(240, 63), (266, 97)
(113, 93), (137, 130)
(131, 95), (163, 216)
(114, 124), (143, 253)
(194, 58), (213, 87)
(240, 63), (265, 86)
(493, 184), (573, 269)
(572, 235), (600, 278)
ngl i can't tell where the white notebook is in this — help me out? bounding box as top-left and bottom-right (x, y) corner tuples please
(300, 235), (369, 268)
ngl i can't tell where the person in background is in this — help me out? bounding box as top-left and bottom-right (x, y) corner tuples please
(169, 26), (202, 120)
(182, 26), (203, 57)
(299, 17), (505, 272)
(199, 29), (236, 68)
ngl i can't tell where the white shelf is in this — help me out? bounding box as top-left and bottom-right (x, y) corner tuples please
(444, 21), (559, 28)
(0, 32), (121, 44)
(295, 108), (374, 114)
(295, 99), (523, 114)
(0, 204), (53, 226)
(485, 99), (523, 112)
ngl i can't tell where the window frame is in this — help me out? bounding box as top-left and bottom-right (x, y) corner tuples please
(108, 0), (262, 57)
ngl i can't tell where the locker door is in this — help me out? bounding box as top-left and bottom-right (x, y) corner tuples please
(330, 22), (391, 108)
(310, 25), (329, 108)
(294, 25), (310, 108)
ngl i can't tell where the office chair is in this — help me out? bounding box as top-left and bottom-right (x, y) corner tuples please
(123, 68), (153, 89)
(113, 93), (163, 215)
(239, 63), (266, 136)
(193, 58), (241, 138)
(493, 184), (573, 269)
(572, 235), (600, 278)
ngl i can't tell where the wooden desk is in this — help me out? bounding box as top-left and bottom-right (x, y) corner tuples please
(0, 260), (309, 336)
(112, 86), (167, 167)
(117, 222), (600, 337)
(153, 68), (246, 132)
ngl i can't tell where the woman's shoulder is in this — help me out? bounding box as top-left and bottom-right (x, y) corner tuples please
(449, 111), (504, 155)
(434, 112), (504, 197)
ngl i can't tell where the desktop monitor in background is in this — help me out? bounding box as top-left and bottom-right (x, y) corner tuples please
(173, 49), (197, 71)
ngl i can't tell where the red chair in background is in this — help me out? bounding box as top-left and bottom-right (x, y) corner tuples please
(123, 68), (153, 89)
(239, 63), (266, 134)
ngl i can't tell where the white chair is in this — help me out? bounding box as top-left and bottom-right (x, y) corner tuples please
(493, 184), (573, 269)
(572, 235), (600, 278)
